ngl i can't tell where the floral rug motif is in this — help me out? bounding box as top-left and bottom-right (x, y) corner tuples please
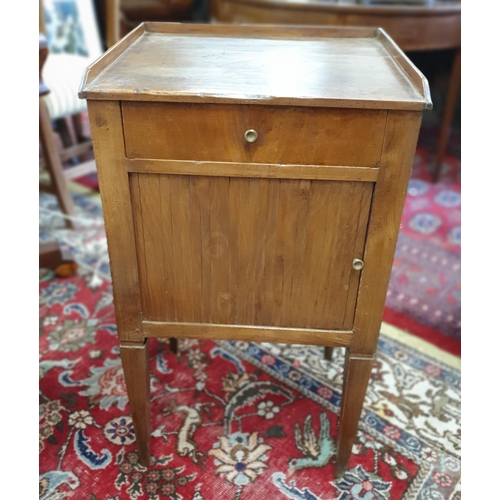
(39, 191), (110, 281)
(40, 144), (461, 498)
(384, 146), (461, 344)
(383, 144), (461, 347)
(40, 272), (461, 500)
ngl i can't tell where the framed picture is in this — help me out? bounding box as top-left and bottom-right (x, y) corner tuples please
(42, 0), (103, 60)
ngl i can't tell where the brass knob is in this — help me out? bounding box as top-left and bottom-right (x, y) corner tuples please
(352, 259), (364, 271)
(244, 129), (258, 143)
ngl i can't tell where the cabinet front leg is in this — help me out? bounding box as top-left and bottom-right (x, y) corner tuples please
(336, 351), (374, 478)
(120, 340), (151, 467)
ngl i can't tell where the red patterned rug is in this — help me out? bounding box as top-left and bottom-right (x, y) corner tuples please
(383, 144), (461, 356)
(40, 272), (461, 500)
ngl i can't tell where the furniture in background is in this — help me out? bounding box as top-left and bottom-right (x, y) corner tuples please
(92, 0), (129, 48)
(93, 0), (197, 43)
(40, 33), (78, 277)
(211, 0), (460, 181)
(120, 0), (196, 23)
(79, 22), (431, 477)
(39, 0), (119, 225)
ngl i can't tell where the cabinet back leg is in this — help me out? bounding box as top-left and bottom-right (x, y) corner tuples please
(336, 352), (374, 478)
(324, 346), (334, 361)
(120, 340), (151, 467)
(169, 338), (178, 354)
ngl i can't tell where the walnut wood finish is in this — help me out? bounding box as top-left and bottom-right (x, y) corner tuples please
(120, 341), (151, 466)
(82, 23), (430, 477)
(80, 24), (430, 111)
(211, 0), (461, 52)
(87, 100), (144, 343)
(336, 353), (374, 478)
(125, 159), (379, 182)
(131, 174), (371, 330)
(122, 103), (386, 167)
(210, 0), (460, 179)
(351, 110), (422, 355)
(143, 322), (353, 347)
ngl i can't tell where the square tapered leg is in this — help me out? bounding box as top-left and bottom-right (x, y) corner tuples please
(336, 352), (374, 478)
(120, 340), (151, 467)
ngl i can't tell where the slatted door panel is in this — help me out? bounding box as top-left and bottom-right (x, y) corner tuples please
(130, 173), (372, 330)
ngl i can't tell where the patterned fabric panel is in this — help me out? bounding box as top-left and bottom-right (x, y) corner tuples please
(42, 54), (91, 119)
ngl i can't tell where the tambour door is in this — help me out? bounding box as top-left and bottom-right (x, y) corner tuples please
(130, 174), (373, 331)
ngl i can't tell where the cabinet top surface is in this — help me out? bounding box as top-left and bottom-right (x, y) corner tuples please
(79, 23), (431, 110)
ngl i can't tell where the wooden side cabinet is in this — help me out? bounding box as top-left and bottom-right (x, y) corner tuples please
(79, 22), (431, 478)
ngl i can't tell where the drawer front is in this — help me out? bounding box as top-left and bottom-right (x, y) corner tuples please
(130, 173), (373, 330)
(122, 102), (386, 167)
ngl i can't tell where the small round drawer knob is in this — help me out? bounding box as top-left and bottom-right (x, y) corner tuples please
(244, 129), (258, 143)
(352, 259), (364, 271)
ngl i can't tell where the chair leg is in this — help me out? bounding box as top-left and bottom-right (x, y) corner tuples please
(39, 99), (76, 229)
(336, 351), (374, 478)
(120, 340), (151, 467)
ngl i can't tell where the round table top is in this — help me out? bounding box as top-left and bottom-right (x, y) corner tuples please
(221, 0), (461, 15)
(212, 0), (461, 50)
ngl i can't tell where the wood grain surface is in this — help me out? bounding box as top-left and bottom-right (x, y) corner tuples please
(79, 23), (431, 110)
(122, 103), (386, 167)
(82, 23), (429, 474)
(131, 174), (372, 331)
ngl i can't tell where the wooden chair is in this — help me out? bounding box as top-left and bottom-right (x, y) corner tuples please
(39, 0), (119, 227)
(39, 33), (78, 276)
